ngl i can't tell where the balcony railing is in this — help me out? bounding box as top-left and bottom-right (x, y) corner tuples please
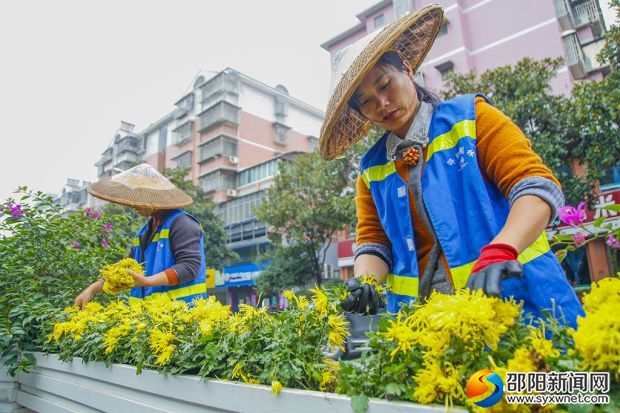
(199, 135), (238, 163)
(172, 121), (193, 145)
(562, 33), (590, 79)
(198, 101), (239, 133)
(572, 0), (599, 27)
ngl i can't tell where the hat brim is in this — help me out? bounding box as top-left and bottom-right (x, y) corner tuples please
(320, 5), (444, 160)
(88, 178), (193, 209)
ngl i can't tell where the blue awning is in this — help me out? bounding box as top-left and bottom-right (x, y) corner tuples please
(221, 262), (268, 287)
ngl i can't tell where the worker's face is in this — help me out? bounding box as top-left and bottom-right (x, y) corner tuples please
(134, 206), (156, 217)
(354, 60), (419, 138)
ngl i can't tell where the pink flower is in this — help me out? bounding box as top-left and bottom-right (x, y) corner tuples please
(92, 212), (100, 219)
(7, 203), (25, 219)
(70, 241), (79, 252)
(607, 235), (620, 249)
(572, 232), (588, 247)
(85, 208), (92, 217)
(100, 240), (110, 249)
(558, 202), (587, 227)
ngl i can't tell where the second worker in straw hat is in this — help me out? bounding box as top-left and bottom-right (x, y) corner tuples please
(74, 163), (208, 308)
(320, 4), (583, 328)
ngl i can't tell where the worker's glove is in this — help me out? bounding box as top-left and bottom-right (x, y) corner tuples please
(465, 243), (523, 297)
(341, 278), (383, 315)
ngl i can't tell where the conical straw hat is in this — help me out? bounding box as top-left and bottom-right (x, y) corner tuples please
(320, 4), (443, 160)
(88, 163), (192, 209)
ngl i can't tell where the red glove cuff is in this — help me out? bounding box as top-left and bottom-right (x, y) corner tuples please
(471, 243), (519, 273)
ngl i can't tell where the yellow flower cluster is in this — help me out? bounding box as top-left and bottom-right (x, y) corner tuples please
(359, 274), (385, 295)
(572, 276), (620, 373)
(414, 359), (465, 408)
(384, 289), (521, 360)
(100, 258), (142, 295)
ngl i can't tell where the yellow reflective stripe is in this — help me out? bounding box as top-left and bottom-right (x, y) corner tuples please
(426, 120), (476, 161)
(165, 283), (207, 300)
(151, 229), (170, 243)
(132, 238), (140, 246)
(449, 232), (551, 289)
(387, 273), (419, 297)
(361, 161), (396, 188)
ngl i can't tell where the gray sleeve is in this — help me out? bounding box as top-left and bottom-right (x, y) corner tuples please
(354, 242), (393, 269)
(168, 214), (203, 284)
(508, 176), (565, 223)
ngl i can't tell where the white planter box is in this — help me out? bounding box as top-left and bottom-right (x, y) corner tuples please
(0, 366), (29, 413)
(14, 353), (465, 413)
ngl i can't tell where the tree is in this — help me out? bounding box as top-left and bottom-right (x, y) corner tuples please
(255, 243), (315, 292)
(255, 151), (356, 287)
(443, 52), (619, 204)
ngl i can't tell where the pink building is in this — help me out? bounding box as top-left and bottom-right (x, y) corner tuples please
(94, 68), (326, 309)
(321, 0), (608, 94)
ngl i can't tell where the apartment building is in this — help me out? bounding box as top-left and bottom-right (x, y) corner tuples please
(92, 68), (326, 309)
(325, 0), (617, 284)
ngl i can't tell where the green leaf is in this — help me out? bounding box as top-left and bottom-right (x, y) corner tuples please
(351, 395), (369, 413)
(602, 204), (620, 212)
(384, 382), (402, 396)
(593, 216), (606, 227)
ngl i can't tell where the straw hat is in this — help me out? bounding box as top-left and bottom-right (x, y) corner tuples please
(320, 4), (443, 160)
(88, 163), (193, 209)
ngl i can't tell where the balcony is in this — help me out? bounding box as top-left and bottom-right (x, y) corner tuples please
(198, 134), (238, 163)
(201, 72), (239, 110)
(273, 122), (291, 146)
(554, 0), (603, 34)
(198, 101), (239, 133)
(562, 33), (591, 79)
(172, 120), (193, 145)
(199, 168), (237, 193)
(172, 150), (193, 169)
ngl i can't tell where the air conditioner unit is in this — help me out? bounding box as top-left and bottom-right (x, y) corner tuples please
(226, 189), (238, 197)
(228, 155), (239, 164)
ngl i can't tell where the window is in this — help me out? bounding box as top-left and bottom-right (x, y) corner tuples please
(199, 169), (236, 192)
(217, 191), (266, 226)
(435, 61), (454, 80)
(172, 120), (193, 145)
(199, 135), (238, 162)
(237, 159), (278, 187)
(374, 14), (385, 28)
(173, 151), (192, 169)
(199, 101), (239, 132)
(273, 122), (291, 145)
(600, 161), (620, 189)
(438, 21), (448, 36)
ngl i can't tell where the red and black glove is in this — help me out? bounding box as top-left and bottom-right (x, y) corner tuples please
(465, 243), (523, 297)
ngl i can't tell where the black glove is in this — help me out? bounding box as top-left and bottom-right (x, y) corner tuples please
(465, 260), (523, 297)
(341, 278), (382, 315)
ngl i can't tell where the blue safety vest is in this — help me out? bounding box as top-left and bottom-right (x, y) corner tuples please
(130, 209), (207, 304)
(360, 94), (583, 327)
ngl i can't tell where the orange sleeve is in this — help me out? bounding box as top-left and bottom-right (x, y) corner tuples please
(164, 268), (180, 286)
(475, 97), (560, 198)
(355, 175), (391, 248)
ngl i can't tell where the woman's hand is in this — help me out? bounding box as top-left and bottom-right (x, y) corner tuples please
(73, 281), (103, 310)
(127, 269), (152, 287)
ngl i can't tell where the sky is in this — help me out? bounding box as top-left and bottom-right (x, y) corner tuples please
(0, 0), (617, 203)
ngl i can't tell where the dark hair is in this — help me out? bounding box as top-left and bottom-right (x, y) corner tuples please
(347, 51), (441, 113)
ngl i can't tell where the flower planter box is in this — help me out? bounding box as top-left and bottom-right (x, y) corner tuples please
(0, 366), (29, 413)
(14, 353), (465, 413)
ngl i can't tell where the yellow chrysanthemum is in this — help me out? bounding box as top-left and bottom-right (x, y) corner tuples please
(382, 313), (419, 359)
(528, 328), (559, 359)
(149, 327), (176, 366)
(413, 360), (465, 407)
(309, 286), (330, 316)
(100, 258), (142, 295)
(271, 380), (283, 395)
(582, 276), (620, 314)
(359, 274), (385, 295)
(327, 314), (349, 351)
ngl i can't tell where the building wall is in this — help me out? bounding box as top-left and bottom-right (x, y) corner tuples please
(323, 0), (607, 94)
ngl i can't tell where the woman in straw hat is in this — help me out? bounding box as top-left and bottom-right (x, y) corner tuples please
(322, 5), (583, 327)
(74, 163), (207, 308)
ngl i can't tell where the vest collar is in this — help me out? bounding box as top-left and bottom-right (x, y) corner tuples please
(386, 100), (434, 160)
